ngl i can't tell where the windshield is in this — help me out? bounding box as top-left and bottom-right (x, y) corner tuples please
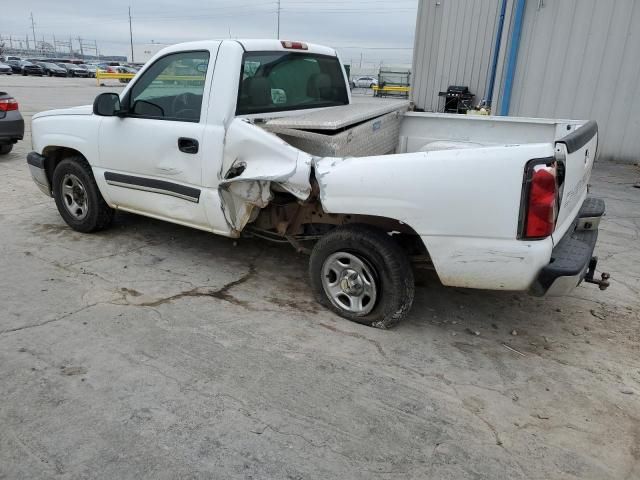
(236, 51), (348, 115)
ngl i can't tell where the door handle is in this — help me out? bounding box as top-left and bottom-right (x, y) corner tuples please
(178, 137), (199, 154)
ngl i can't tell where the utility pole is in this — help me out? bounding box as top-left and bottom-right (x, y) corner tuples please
(30, 12), (37, 53)
(128, 6), (134, 62)
(78, 37), (84, 60)
(276, 0), (281, 39)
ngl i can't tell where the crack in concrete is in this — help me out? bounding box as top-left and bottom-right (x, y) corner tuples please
(0, 304), (100, 335)
(132, 264), (257, 308)
(318, 322), (387, 358)
(5, 427), (63, 475)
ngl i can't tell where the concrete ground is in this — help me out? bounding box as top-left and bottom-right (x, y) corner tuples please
(1, 76), (639, 479)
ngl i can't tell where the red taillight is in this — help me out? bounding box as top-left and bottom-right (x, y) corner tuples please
(281, 40), (308, 50)
(0, 98), (18, 112)
(523, 162), (558, 238)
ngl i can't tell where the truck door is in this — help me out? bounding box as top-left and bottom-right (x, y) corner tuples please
(97, 49), (216, 230)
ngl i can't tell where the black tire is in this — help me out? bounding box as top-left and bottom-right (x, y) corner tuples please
(0, 144), (13, 155)
(48, 71), (52, 77)
(309, 224), (415, 329)
(52, 157), (114, 233)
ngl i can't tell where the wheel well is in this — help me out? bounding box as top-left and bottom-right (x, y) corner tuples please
(250, 196), (430, 261)
(41, 146), (86, 184)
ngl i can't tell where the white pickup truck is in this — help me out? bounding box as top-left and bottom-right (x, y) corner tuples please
(27, 39), (609, 328)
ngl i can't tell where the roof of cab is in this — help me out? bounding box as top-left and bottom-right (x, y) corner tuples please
(236, 39), (337, 57)
(150, 39), (337, 58)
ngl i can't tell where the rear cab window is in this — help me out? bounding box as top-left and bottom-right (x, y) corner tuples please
(236, 51), (348, 115)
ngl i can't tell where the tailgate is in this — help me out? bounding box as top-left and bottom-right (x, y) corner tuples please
(552, 121), (598, 244)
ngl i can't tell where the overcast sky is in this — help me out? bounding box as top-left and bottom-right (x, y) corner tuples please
(2, 0), (418, 66)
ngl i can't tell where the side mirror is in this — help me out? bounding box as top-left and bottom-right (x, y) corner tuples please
(93, 92), (122, 116)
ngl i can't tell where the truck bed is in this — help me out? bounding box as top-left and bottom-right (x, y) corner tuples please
(261, 101), (586, 160)
(399, 112), (585, 153)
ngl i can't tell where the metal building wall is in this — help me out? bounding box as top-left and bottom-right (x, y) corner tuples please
(493, 0), (640, 162)
(411, 0), (502, 112)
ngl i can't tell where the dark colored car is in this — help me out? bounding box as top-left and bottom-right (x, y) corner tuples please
(117, 66), (138, 83)
(5, 60), (23, 74)
(57, 63), (89, 77)
(8, 60), (44, 76)
(79, 64), (98, 78)
(0, 92), (24, 155)
(36, 62), (67, 77)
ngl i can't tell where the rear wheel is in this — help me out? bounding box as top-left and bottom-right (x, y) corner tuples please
(52, 157), (114, 232)
(0, 144), (13, 155)
(309, 225), (415, 328)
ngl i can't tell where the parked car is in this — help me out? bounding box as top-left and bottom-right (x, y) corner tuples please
(351, 76), (378, 88)
(18, 61), (44, 76)
(26, 39), (608, 328)
(0, 92), (24, 155)
(36, 62), (68, 77)
(57, 63), (90, 77)
(79, 64), (98, 78)
(1, 55), (21, 63)
(0, 62), (12, 75)
(116, 66), (138, 83)
(6, 60), (43, 75)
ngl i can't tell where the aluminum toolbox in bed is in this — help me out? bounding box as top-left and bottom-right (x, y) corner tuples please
(261, 100), (410, 157)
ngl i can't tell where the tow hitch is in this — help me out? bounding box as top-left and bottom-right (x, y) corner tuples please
(584, 257), (610, 290)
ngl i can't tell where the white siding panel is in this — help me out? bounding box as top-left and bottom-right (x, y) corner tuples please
(411, 0), (501, 112)
(412, 0), (640, 162)
(506, 0), (640, 162)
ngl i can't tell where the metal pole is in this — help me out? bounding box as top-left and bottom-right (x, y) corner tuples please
(30, 13), (37, 54)
(129, 6), (135, 62)
(276, 0), (281, 39)
(485, 0), (508, 107)
(499, 0), (526, 116)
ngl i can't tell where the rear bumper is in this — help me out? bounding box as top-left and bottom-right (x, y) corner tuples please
(27, 151), (52, 196)
(530, 197), (606, 296)
(0, 111), (25, 143)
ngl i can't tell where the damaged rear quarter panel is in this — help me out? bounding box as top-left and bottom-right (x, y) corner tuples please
(312, 144), (556, 290)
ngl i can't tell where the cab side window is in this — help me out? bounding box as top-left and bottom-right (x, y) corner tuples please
(129, 51), (209, 122)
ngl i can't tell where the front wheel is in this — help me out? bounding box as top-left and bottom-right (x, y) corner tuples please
(309, 225), (415, 328)
(52, 157), (114, 232)
(0, 144), (13, 155)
